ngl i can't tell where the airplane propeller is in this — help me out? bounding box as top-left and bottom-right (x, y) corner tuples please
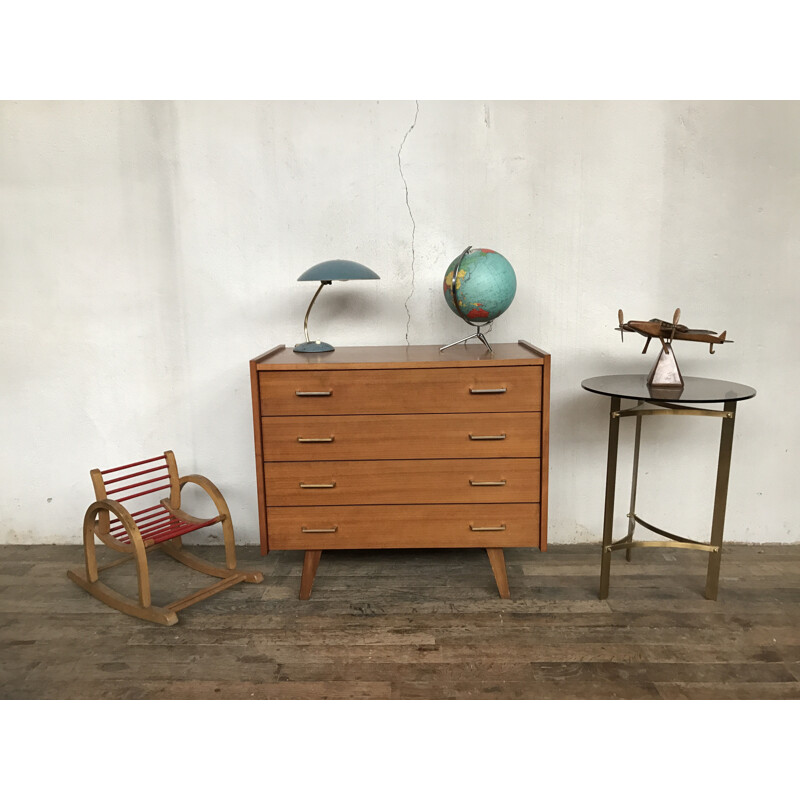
(663, 307), (681, 353)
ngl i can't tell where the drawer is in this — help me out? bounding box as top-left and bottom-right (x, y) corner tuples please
(267, 503), (541, 549)
(259, 366), (542, 416)
(264, 458), (540, 506)
(261, 412), (541, 461)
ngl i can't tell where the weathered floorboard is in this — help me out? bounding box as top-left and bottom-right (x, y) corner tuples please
(1, 543), (798, 700)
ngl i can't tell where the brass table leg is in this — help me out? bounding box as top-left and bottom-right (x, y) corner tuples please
(599, 396), (621, 599)
(625, 414), (643, 562)
(705, 400), (737, 600)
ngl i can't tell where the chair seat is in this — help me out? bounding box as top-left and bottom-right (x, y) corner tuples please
(109, 503), (218, 546)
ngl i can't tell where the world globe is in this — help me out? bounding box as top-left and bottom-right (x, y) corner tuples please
(441, 247), (517, 351)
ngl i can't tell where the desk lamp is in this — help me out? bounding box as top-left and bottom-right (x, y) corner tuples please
(294, 259), (380, 353)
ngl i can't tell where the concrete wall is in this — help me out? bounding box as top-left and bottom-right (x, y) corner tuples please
(1, 100), (797, 545)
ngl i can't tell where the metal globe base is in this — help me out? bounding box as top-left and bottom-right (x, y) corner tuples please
(440, 323), (493, 353)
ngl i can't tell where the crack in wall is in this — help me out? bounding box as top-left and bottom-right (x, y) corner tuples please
(398, 100), (419, 345)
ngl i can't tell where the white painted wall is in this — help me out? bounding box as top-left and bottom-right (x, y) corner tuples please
(1, 100), (798, 545)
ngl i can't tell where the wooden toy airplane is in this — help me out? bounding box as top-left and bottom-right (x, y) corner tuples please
(616, 308), (732, 355)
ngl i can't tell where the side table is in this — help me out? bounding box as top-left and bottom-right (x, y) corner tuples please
(581, 375), (756, 600)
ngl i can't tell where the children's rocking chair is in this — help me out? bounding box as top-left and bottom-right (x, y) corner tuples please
(67, 451), (263, 625)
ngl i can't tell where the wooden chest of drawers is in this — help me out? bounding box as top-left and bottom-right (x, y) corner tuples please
(249, 341), (550, 598)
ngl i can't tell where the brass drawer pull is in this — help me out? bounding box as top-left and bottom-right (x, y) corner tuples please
(297, 437), (335, 443)
(469, 434), (507, 441)
(302, 526), (338, 534)
(470, 524), (507, 532)
(470, 480), (507, 487)
(470, 387), (507, 394)
(295, 390), (332, 397)
(299, 482), (337, 489)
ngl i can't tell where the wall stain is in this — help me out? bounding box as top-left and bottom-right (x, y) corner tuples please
(398, 101), (419, 344)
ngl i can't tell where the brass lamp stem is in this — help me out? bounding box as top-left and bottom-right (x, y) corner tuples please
(303, 280), (331, 342)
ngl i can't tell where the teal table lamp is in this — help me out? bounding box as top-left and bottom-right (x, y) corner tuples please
(294, 259), (380, 353)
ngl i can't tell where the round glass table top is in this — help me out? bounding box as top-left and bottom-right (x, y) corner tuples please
(581, 374), (756, 404)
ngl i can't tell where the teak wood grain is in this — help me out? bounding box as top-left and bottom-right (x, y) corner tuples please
(486, 548), (511, 598)
(259, 365), (542, 416)
(266, 503), (541, 549)
(264, 458), (541, 507)
(261, 411), (541, 461)
(250, 342), (550, 598)
(252, 341), (549, 369)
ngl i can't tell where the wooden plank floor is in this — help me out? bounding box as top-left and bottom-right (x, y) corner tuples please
(1, 543), (798, 699)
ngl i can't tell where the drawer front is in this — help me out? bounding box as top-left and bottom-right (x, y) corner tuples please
(261, 412), (541, 461)
(264, 458), (540, 506)
(267, 503), (541, 549)
(259, 366), (542, 416)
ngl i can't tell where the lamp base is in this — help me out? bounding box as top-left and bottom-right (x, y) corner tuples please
(294, 340), (335, 353)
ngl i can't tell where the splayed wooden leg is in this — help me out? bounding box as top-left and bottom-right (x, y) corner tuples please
(300, 550), (322, 599)
(486, 548), (511, 598)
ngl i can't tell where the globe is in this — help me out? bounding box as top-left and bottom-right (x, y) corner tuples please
(443, 247), (517, 326)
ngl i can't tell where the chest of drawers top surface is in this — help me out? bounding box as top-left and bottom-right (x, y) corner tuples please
(251, 341), (548, 371)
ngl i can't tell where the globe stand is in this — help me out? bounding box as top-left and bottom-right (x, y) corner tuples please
(440, 323), (494, 353)
(440, 245), (516, 354)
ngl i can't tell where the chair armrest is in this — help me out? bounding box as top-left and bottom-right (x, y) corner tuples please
(85, 499), (144, 546)
(160, 500), (219, 526)
(170, 473), (231, 523)
(88, 498), (138, 528)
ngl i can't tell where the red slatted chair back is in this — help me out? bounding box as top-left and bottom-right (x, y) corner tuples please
(91, 453), (215, 546)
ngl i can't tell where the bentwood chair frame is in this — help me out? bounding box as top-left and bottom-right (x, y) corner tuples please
(67, 451), (263, 625)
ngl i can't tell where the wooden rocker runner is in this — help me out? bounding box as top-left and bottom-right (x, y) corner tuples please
(67, 451), (263, 625)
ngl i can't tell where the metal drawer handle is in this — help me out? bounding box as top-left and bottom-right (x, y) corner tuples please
(470, 387), (507, 394)
(299, 482), (337, 489)
(470, 480), (507, 487)
(302, 526), (338, 534)
(470, 524), (507, 532)
(295, 390), (332, 397)
(297, 437), (335, 443)
(469, 434), (506, 441)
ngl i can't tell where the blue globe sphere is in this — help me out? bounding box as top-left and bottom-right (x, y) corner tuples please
(443, 247), (517, 325)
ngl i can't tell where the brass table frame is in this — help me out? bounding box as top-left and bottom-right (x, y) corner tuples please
(599, 397), (737, 600)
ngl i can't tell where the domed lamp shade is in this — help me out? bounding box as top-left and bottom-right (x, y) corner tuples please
(294, 259), (380, 353)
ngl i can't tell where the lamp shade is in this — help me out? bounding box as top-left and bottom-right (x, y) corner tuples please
(297, 260), (380, 282)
